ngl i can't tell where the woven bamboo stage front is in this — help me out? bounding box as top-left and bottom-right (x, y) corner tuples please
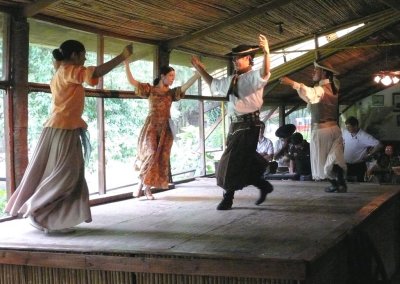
(0, 178), (399, 284)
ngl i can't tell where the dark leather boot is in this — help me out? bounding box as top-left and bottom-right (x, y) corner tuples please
(325, 179), (338, 193)
(254, 179), (273, 205)
(216, 190), (235, 210)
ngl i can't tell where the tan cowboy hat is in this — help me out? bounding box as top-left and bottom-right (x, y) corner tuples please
(314, 61), (339, 75)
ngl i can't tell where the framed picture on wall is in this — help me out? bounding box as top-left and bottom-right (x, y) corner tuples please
(372, 95), (384, 107)
(393, 93), (400, 111)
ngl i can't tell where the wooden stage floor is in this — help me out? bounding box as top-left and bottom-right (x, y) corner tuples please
(0, 178), (399, 283)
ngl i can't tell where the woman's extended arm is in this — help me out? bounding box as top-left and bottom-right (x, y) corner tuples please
(191, 56), (213, 86)
(181, 72), (201, 93)
(124, 60), (140, 88)
(92, 44), (133, 78)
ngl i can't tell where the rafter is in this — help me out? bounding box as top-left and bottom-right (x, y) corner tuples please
(34, 14), (158, 46)
(378, 0), (400, 11)
(270, 9), (397, 52)
(172, 9), (398, 61)
(165, 0), (295, 50)
(266, 10), (400, 83)
(23, 0), (60, 17)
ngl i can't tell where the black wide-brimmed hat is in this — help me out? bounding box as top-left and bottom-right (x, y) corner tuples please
(227, 44), (259, 57)
(275, 124), (296, 138)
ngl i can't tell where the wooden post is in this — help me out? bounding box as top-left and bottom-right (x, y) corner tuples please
(96, 35), (106, 195)
(157, 44), (170, 71)
(7, 15), (29, 191)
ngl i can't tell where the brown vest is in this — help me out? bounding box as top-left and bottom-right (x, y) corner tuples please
(310, 84), (338, 124)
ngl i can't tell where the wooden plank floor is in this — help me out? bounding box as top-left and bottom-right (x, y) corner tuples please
(0, 178), (397, 255)
(0, 177), (398, 281)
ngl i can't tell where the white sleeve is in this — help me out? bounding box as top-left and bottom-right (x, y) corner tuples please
(293, 82), (324, 104)
(210, 76), (231, 97)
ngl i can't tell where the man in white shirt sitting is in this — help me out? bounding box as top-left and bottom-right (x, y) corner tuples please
(343, 116), (382, 182)
(257, 121), (274, 173)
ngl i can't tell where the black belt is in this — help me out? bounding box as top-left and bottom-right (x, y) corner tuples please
(230, 111), (260, 123)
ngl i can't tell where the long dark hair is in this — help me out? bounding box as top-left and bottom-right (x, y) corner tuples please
(153, 66), (175, 85)
(52, 40), (85, 61)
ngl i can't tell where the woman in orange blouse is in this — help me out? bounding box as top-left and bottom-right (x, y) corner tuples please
(124, 61), (199, 200)
(6, 40), (132, 233)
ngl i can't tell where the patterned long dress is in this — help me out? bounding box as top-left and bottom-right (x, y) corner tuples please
(135, 83), (184, 189)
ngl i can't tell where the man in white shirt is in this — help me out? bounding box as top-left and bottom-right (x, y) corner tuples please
(191, 34), (272, 210)
(343, 116), (382, 182)
(257, 121), (274, 162)
(257, 121), (275, 174)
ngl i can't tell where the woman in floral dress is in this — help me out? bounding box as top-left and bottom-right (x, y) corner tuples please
(124, 61), (199, 199)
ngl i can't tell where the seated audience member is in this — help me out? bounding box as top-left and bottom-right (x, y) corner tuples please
(257, 121), (274, 174)
(342, 116), (382, 182)
(273, 124), (296, 173)
(367, 145), (400, 183)
(288, 132), (312, 181)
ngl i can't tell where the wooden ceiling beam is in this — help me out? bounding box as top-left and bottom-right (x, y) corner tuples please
(33, 14), (159, 46)
(174, 9), (398, 62)
(23, 0), (60, 17)
(165, 0), (295, 50)
(267, 10), (400, 83)
(378, 0), (400, 11)
(270, 9), (396, 52)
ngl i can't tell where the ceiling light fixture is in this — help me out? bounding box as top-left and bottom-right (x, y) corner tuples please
(373, 71), (400, 86)
(373, 47), (399, 86)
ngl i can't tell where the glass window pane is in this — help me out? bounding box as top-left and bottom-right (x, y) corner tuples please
(0, 90), (6, 217)
(104, 98), (148, 191)
(169, 52), (201, 180)
(103, 37), (155, 190)
(170, 51), (227, 97)
(103, 37), (156, 90)
(169, 51), (228, 178)
(28, 19), (97, 84)
(204, 100), (227, 175)
(27, 92), (52, 154)
(169, 51), (202, 180)
(170, 99), (201, 180)
(83, 97), (99, 193)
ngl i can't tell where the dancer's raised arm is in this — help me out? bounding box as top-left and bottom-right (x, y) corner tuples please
(93, 44), (132, 78)
(191, 56), (213, 86)
(181, 72), (201, 92)
(258, 34), (270, 80)
(124, 60), (140, 88)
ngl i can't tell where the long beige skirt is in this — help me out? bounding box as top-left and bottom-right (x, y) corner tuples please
(5, 127), (92, 230)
